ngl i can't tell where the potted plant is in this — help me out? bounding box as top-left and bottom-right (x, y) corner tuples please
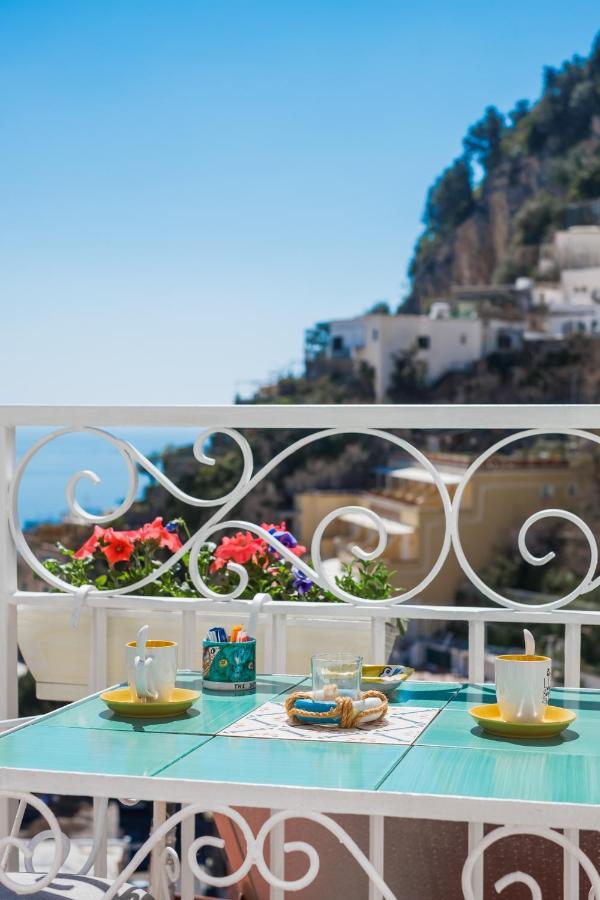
(18, 518), (402, 700)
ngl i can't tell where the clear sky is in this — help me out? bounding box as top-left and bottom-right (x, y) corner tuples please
(1, 1), (599, 404)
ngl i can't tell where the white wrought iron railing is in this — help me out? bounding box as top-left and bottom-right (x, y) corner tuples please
(2, 403), (600, 899)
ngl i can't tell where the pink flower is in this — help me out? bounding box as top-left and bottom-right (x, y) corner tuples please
(139, 517), (182, 553)
(73, 525), (106, 559)
(210, 531), (266, 573)
(100, 529), (135, 567)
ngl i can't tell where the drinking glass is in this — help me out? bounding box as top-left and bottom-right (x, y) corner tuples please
(311, 652), (363, 699)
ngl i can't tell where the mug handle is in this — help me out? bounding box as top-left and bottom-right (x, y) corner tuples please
(134, 655), (158, 700)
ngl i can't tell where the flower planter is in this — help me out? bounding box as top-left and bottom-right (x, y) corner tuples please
(18, 605), (395, 701)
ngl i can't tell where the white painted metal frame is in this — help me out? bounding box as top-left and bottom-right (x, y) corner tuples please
(3, 404), (600, 899)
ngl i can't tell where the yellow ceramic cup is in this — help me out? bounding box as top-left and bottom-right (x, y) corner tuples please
(126, 639), (178, 703)
(495, 653), (551, 724)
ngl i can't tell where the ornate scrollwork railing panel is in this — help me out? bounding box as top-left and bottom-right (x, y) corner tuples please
(11, 423), (600, 611)
(461, 825), (600, 900)
(451, 428), (600, 611)
(0, 793), (110, 892)
(9, 426), (453, 607)
(102, 804), (397, 900)
(0, 792), (66, 895)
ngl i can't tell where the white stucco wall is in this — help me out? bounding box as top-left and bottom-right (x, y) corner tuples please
(553, 227), (600, 270)
(352, 314), (483, 400)
(546, 305), (600, 337)
(561, 267), (600, 305)
(326, 318), (366, 356)
(531, 284), (562, 307)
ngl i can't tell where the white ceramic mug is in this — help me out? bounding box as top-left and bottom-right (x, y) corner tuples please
(126, 640), (178, 703)
(495, 653), (552, 724)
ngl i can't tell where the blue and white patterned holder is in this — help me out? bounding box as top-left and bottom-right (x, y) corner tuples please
(202, 638), (256, 692)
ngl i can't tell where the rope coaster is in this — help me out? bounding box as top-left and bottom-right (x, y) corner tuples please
(285, 689), (388, 729)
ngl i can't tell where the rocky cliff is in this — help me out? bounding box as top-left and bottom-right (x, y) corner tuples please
(406, 34), (600, 310)
(409, 158), (542, 303)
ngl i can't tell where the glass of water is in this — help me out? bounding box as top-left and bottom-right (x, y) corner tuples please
(311, 652), (363, 699)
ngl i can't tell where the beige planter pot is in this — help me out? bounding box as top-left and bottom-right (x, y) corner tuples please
(18, 605), (395, 702)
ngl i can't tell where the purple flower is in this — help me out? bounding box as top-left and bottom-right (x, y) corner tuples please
(292, 568), (313, 595)
(262, 522), (306, 561)
(268, 527), (298, 550)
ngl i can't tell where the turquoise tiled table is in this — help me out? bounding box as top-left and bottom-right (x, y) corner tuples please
(43, 673), (307, 736)
(376, 683), (600, 816)
(1, 676), (599, 829)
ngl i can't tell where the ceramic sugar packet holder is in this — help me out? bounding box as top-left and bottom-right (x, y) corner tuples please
(202, 637), (257, 692)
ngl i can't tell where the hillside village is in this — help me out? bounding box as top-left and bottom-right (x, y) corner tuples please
(307, 225), (600, 401)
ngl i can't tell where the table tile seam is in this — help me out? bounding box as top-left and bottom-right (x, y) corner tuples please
(207, 730), (415, 749)
(50, 693), (456, 742)
(393, 740), (598, 761)
(39, 678), (308, 735)
(149, 735), (218, 777)
(403, 687), (463, 704)
(415, 733), (588, 753)
(40, 720), (224, 737)
(373, 747), (413, 791)
(375, 744), (420, 791)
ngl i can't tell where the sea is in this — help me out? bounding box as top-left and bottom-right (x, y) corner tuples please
(15, 427), (200, 528)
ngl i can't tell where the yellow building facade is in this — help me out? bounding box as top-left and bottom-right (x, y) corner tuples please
(295, 454), (584, 606)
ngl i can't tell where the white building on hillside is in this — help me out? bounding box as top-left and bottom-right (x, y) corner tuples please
(306, 230), (600, 401)
(529, 274), (600, 337)
(545, 305), (600, 337)
(530, 229), (600, 336)
(552, 226), (600, 270)
(531, 282), (564, 307)
(561, 267), (600, 304)
(316, 312), (483, 401)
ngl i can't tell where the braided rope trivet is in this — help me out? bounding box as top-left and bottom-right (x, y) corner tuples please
(285, 689), (388, 728)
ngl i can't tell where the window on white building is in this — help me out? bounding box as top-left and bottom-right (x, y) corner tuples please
(540, 484), (555, 498)
(460, 333), (467, 344)
(372, 328), (379, 341)
(417, 335), (430, 350)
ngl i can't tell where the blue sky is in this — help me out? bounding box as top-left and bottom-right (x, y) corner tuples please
(1, 1), (599, 403)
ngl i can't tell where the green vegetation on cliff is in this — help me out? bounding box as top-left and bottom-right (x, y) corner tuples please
(408, 32), (600, 308)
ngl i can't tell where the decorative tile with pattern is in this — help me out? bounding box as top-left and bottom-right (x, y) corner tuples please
(218, 700), (440, 745)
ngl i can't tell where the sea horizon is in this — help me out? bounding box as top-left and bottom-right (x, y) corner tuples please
(15, 427), (200, 528)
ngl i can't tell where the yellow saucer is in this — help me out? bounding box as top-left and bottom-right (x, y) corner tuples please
(100, 687), (199, 718)
(469, 703), (576, 738)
